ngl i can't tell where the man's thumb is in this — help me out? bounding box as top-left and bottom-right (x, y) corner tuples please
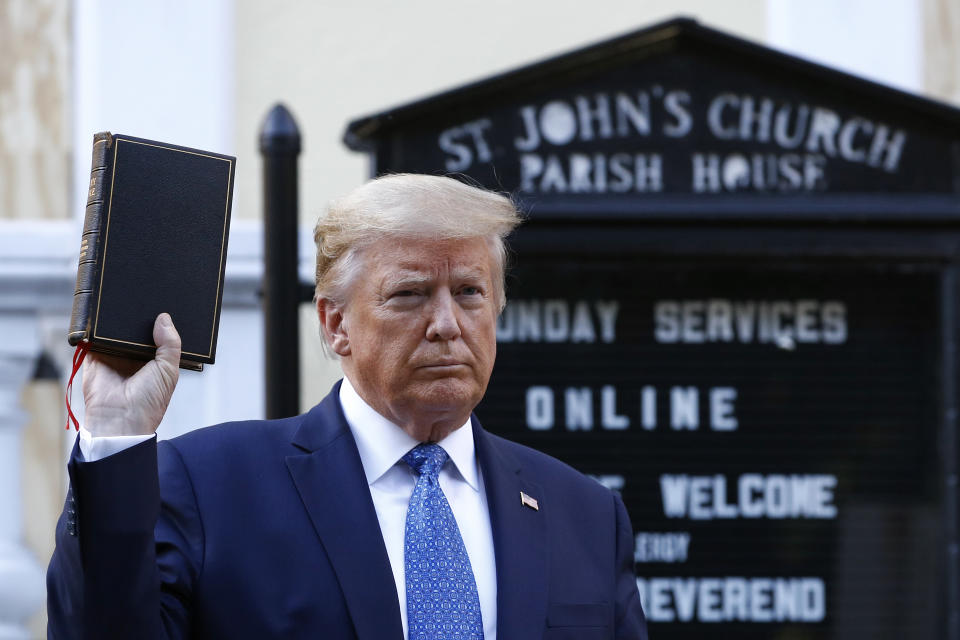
(154, 313), (183, 369)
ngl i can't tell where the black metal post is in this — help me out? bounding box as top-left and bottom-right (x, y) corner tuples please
(259, 104), (302, 419)
(942, 265), (960, 640)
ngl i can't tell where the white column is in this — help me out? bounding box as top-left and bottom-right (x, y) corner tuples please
(766, 0), (922, 92)
(72, 0), (236, 222)
(0, 313), (46, 639)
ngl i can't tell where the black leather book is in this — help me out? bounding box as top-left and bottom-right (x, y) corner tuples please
(68, 132), (235, 371)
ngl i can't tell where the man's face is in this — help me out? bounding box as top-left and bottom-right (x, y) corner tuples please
(322, 236), (499, 441)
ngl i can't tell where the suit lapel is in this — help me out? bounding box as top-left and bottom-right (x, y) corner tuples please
(285, 385), (403, 640)
(473, 417), (549, 638)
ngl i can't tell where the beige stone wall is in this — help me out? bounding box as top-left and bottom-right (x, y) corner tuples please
(924, 0), (960, 105)
(0, 0), (71, 220)
(235, 1), (766, 226)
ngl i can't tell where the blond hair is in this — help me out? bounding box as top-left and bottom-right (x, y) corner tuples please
(314, 174), (522, 310)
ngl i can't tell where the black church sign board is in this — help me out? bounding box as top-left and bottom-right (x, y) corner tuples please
(344, 18), (960, 639)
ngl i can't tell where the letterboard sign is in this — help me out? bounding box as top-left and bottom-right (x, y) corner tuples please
(344, 17), (960, 639)
(481, 260), (941, 638)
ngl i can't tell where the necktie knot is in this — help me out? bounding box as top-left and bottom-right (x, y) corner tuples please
(402, 443), (448, 480)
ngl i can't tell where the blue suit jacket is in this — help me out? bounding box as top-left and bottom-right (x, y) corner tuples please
(47, 383), (647, 639)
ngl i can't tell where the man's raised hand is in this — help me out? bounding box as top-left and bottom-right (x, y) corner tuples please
(81, 313), (182, 436)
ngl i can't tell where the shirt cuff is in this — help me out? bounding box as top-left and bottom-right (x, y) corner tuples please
(78, 425), (155, 462)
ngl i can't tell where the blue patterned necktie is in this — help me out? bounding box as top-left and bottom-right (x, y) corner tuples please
(402, 443), (484, 640)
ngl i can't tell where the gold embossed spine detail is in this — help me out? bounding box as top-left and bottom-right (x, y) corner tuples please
(68, 132), (113, 345)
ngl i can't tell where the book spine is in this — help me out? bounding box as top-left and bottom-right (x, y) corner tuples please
(68, 133), (113, 345)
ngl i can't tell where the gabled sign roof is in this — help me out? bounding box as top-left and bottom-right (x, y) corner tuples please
(344, 17), (960, 221)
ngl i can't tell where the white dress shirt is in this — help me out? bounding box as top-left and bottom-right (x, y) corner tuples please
(77, 378), (498, 639)
(339, 377), (497, 640)
(79, 428), (153, 461)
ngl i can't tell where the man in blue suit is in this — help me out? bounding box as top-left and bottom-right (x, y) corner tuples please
(47, 174), (647, 639)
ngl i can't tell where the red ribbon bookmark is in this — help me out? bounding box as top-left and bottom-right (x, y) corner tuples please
(65, 342), (90, 431)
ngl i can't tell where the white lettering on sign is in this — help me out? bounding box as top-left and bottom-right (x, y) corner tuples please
(663, 90), (693, 137)
(635, 532), (691, 563)
(524, 385), (632, 431)
(514, 88), (692, 151)
(602, 385), (630, 429)
(437, 118), (493, 171)
(660, 386), (738, 431)
(641, 385), (657, 429)
(671, 387), (699, 430)
(522, 385), (737, 432)
(590, 474), (625, 492)
(437, 88), (910, 194)
(704, 96), (905, 171)
(636, 577), (825, 623)
(520, 153), (663, 193)
(710, 387), (738, 431)
(525, 386), (554, 430)
(654, 299), (847, 347)
(565, 387), (593, 430)
(659, 474), (838, 520)
(691, 152), (827, 193)
(498, 300), (618, 343)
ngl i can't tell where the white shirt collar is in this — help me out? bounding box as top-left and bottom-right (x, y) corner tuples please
(339, 377), (480, 491)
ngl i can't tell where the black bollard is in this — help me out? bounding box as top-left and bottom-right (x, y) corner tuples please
(259, 104), (302, 419)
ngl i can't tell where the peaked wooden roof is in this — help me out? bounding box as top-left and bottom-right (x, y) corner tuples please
(344, 16), (960, 151)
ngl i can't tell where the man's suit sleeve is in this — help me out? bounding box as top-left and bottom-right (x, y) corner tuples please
(613, 492), (648, 640)
(47, 437), (203, 639)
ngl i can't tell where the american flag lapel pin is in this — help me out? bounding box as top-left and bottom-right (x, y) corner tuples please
(520, 491), (539, 511)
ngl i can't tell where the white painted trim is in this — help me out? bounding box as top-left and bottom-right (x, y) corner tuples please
(0, 222), (76, 312)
